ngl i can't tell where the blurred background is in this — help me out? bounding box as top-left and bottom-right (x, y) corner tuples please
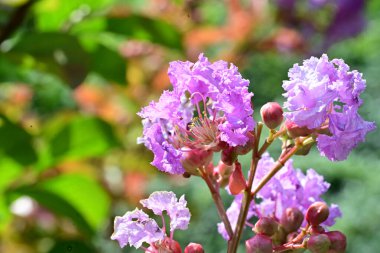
(0, 0), (379, 252)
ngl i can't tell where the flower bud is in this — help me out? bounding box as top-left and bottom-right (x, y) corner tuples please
(214, 161), (233, 188)
(184, 243), (204, 253)
(181, 148), (213, 175)
(307, 234), (331, 253)
(154, 237), (182, 253)
(285, 120), (313, 138)
(221, 147), (237, 166)
(245, 234), (273, 253)
(325, 231), (346, 253)
(228, 162), (246, 195)
(295, 141), (313, 156)
(254, 217), (278, 236)
(280, 207), (304, 233)
(235, 132), (255, 155)
(306, 202), (329, 226)
(272, 226), (287, 245)
(260, 102), (284, 129)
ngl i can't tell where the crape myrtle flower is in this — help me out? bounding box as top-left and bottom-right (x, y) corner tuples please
(111, 191), (190, 250)
(283, 54), (376, 161)
(140, 191), (191, 232)
(138, 54), (254, 174)
(111, 208), (165, 248)
(217, 153), (341, 240)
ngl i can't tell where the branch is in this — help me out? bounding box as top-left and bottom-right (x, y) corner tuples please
(0, 0), (36, 44)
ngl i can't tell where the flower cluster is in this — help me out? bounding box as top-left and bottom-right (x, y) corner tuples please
(218, 153), (341, 240)
(111, 191), (190, 251)
(138, 54), (254, 174)
(112, 53), (376, 253)
(283, 54), (375, 160)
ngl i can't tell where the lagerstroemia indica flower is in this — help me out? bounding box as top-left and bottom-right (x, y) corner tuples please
(283, 54), (376, 161)
(218, 153), (341, 240)
(138, 54), (254, 174)
(111, 191), (190, 250)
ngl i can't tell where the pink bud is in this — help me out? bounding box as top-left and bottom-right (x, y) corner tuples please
(184, 243), (204, 253)
(280, 207), (304, 233)
(307, 234), (331, 253)
(285, 119), (313, 138)
(181, 148), (213, 175)
(254, 217), (279, 236)
(150, 237), (182, 253)
(325, 231), (346, 253)
(306, 202), (330, 226)
(228, 162), (247, 195)
(214, 161), (233, 188)
(246, 234), (273, 253)
(235, 132), (255, 155)
(260, 102), (284, 129)
(221, 147), (237, 166)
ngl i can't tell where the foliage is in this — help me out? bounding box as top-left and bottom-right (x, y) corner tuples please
(0, 0), (379, 252)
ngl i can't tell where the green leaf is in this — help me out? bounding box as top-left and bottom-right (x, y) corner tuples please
(0, 116), (38, 166)
(48, 240), (97, 253)
(7, 174), (110, 236)
(107, 15), (183, 50)
(90, 44), (126, 84)
(45, 116), (120, 165)
(10, 32), (90, 87)
(34, 0), (113, 31)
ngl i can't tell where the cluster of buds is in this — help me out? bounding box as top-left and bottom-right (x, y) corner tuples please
(145, 240), (205, 253)
(245, 202), (346, 253)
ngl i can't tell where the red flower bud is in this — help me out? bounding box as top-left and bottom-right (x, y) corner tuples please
(325, 231), (346, 253)
(153, 237), (182, 253)
(221, 147), (237, 166)
(214, 161), (233, 187)
(254, 217), (279, 236)
(306, 202), (330, 226)
(181, 148), (213, 175)
(228, 162), (246, 195)
(245, 234), (273, 253)
(184, 243), (204, 253)
(307, 234), (331, 253)
(280, 207), (304, 233)
(285, 120), (313, 138)
(260, 102), (284, 129)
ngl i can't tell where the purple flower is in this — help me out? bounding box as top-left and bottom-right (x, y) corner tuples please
(138, 54), (254, 174)
(317, 106), (376, 161)
(141, 191), (191, 231)
(112, 191), (191, 250)
(283, 54), (376, 161)
(168, 54), (254, 147)
(217, 153), (342, 240)
(111, 208), (165, 248)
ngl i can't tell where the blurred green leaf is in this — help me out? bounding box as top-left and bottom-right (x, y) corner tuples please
(0, 116), (37, 166)
(8, 174), (111, 236)
(33, 0), (113, 31)
(48, 240), (97, 253)
(10, 32), (89, 86)
(38, 116), (120, 168)
(90, 45), (126, 84)
(107, 15), (183, 50)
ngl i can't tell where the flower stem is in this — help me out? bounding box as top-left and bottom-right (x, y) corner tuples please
(228, 123), (263, 253)
(200, 168), (234, 239)
(251, 144), (300, 197)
